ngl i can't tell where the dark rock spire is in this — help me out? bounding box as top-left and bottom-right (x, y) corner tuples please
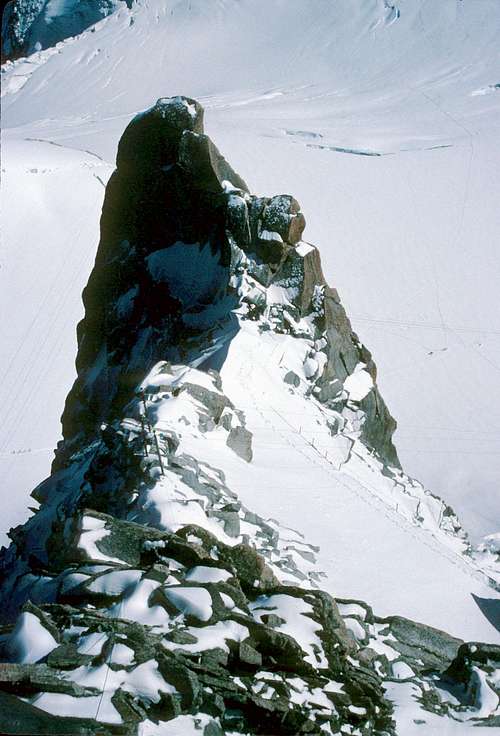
(58, 95), (399, 470)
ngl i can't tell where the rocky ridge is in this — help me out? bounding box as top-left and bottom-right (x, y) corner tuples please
(0, 96), (498, 734)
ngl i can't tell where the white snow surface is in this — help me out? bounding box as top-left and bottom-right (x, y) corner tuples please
(29, 658), (175, 724)
(163, 586), (213, 622)
(251, 593), (328, 668)
(185, 566), (232, 584)
(138, 713), (218, 736)
(343, 363), (374, 402)
(3, 611), (58, 663)
(78, 514), (126, 564)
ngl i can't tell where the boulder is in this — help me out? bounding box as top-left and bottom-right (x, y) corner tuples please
(284, 370), (301, 387)
(444, 641), (500, 685)
(223, 543), (280, 593)
(378, 615), (463, 673)
(226, 426), (253, 462)
(46, 644), (92, 670)
(262, 195), (305, 245)
(226, 193), (251, 246)
(318, 379), (343, 403)
(0, 663), (99, 697)
(239, 639), (263, 668)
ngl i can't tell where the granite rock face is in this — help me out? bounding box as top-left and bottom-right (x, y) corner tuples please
(59, 94), (399, 470)
(59, 97), (243, 459)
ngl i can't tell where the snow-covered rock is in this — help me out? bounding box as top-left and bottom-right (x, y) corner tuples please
(0, 95), (498, 735)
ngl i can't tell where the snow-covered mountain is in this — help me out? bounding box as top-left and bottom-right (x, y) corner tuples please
(1, 1), (500, 734)
(0, 95), (499, 735)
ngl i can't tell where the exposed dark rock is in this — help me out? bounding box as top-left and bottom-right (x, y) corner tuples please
(284, 370), (301, 387)
(50, 89), (398, 469)
(58, 96), (239, 463)
(0, 663), (99, 696)
(318, 378), (343, 402)
(46, 643), (93, 670)
(444, 641), (500, 686)
(226, 426), (253, 462)
(377, 614), (463, 673)
(223, 542), (280, 593)
(178, 130), (248, 194)
(238, 639), (263, 668)
(260, 613), (286, 628)
(178, 382), (232, 421)
(0, 691), (125, 736)
(74, 510), (172, 567)
(210, 508), (240, 537)
(157, 654), (201, 709)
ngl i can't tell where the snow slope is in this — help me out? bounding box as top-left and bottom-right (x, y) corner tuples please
(0, 138), (112, 539)
(1, 0), (499, 547)
(172, 321), (500, 643)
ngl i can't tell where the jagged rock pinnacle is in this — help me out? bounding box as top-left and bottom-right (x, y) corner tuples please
(58, 95), (398, 469)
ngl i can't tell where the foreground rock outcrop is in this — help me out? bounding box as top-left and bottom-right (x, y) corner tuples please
(1, 96), (498, 735)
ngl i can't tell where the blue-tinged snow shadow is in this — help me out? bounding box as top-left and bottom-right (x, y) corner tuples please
(472, 594), (500, 633)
